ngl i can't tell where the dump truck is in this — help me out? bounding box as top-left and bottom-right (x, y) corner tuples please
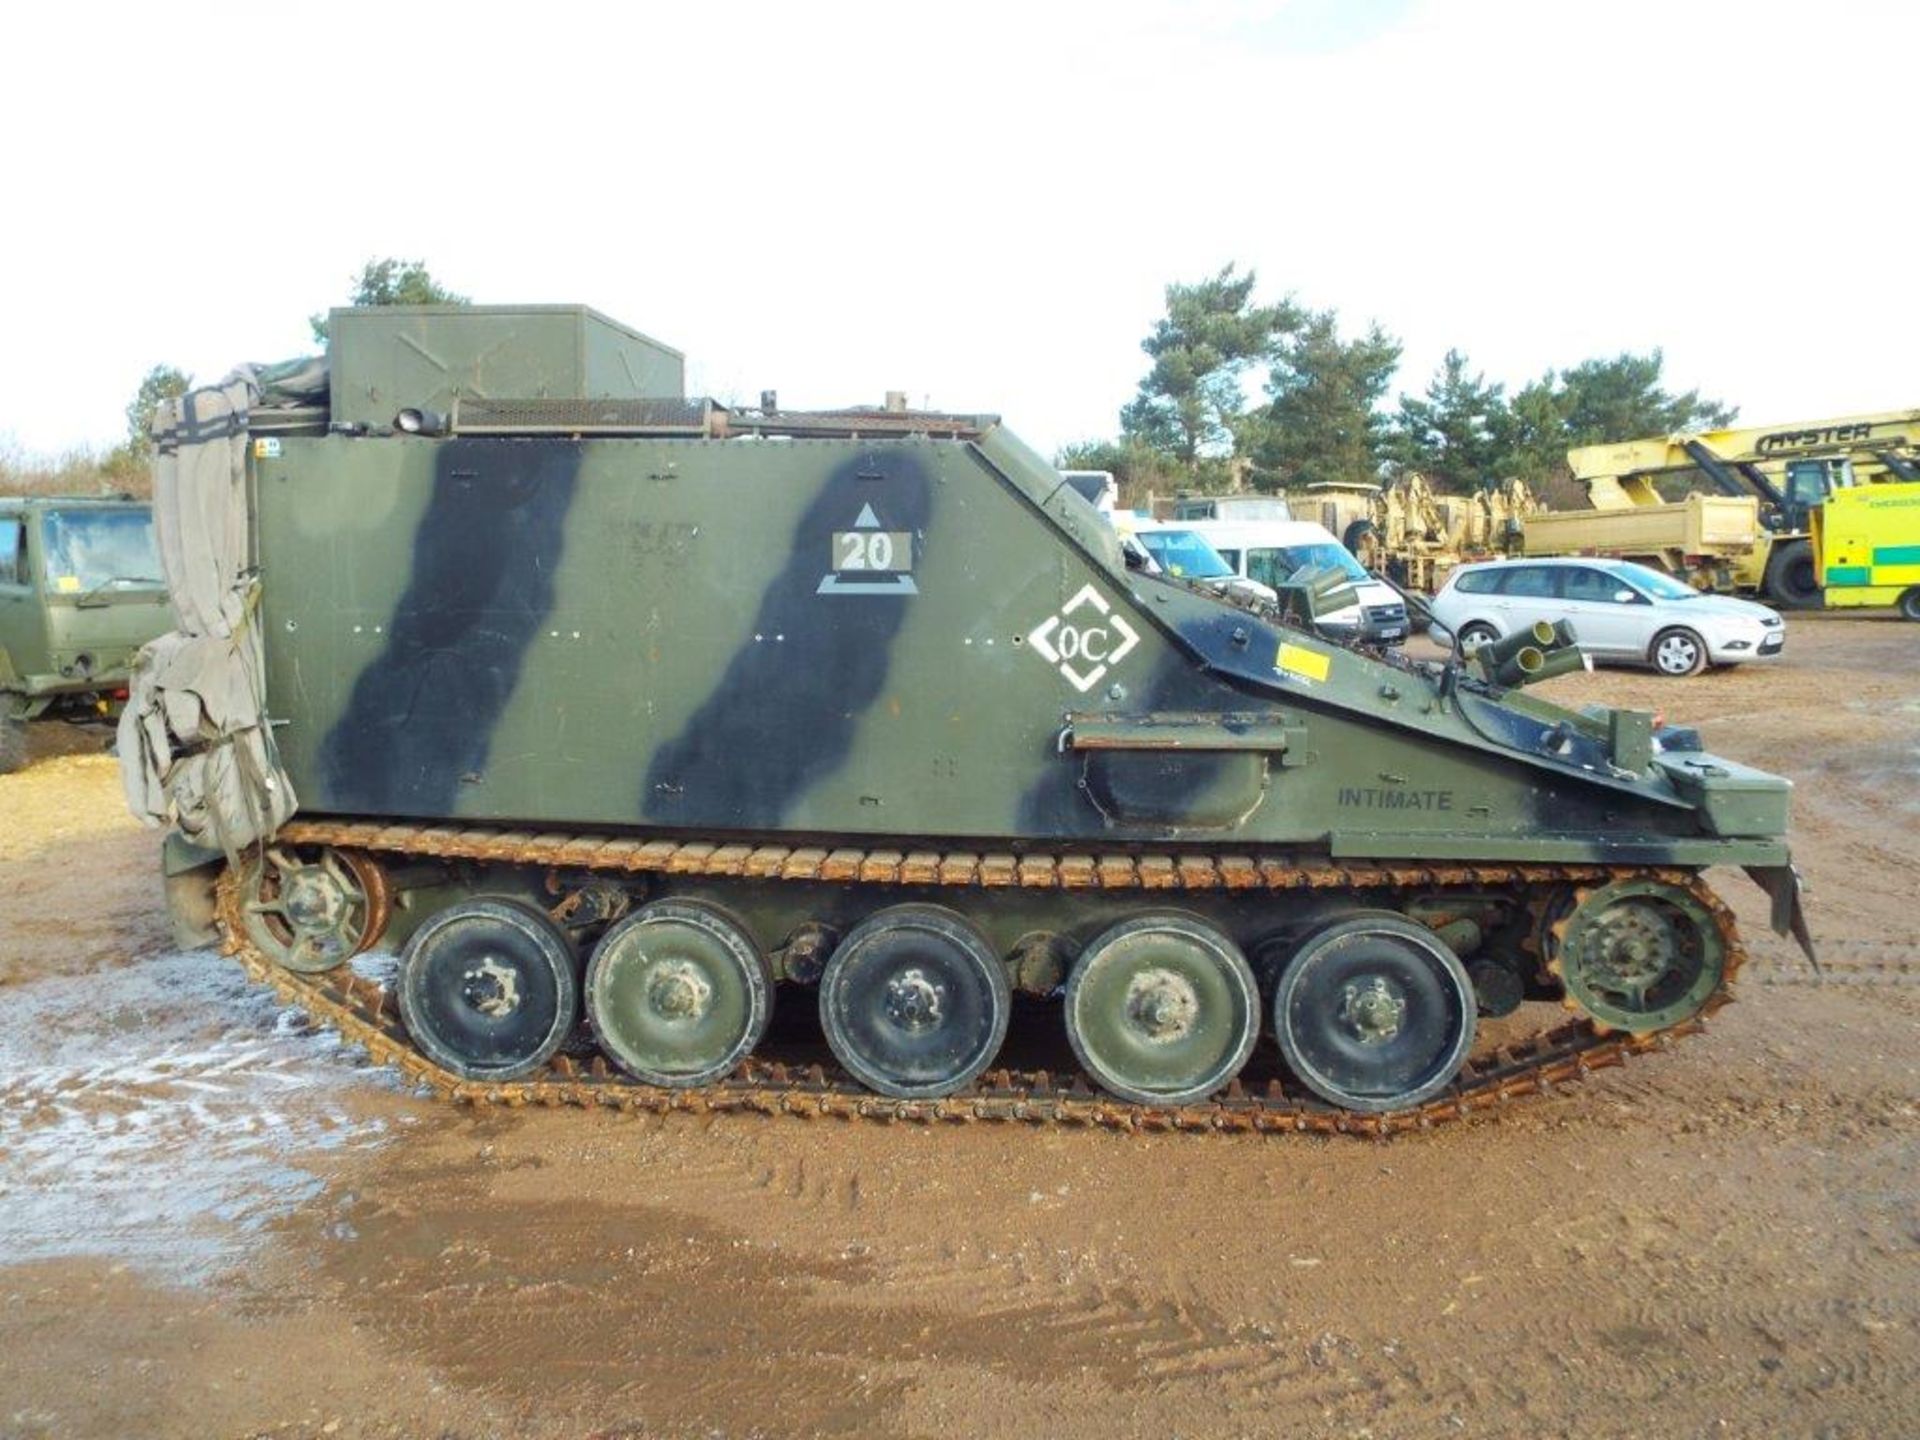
(1, 495), (172, 772)
(1519, 491), (1764, 592)
(118, 304), (1811, 1134)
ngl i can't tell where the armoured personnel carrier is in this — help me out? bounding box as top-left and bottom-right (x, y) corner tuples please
(120, 306), (1812, 1132)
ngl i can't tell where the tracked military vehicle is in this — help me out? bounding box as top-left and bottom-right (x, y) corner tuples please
(120, 305), (1813, 1133)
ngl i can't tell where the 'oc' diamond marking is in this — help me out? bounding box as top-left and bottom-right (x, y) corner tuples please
(1027, 584), (1140, 693)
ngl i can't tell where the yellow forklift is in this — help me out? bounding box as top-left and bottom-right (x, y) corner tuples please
(1565, 408), (1919, 608)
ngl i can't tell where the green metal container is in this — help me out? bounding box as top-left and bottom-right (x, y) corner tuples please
(326, 304), (684, 431)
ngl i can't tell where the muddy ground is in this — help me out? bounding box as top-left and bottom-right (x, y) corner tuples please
(0, 614), (1913, 1440)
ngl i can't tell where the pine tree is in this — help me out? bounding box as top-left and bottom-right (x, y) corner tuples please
(310, 259), (469, 344)
(1245, 310), (1400, 491)
(1119, 264), (1300, 485)
(1386, 349), (1513, 492)
(1500, 353), (1737, 496)
(1551, 350), (1736, 443)
(123, 364), (192, 459)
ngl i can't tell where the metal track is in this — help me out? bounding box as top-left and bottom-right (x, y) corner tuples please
(214, 820), (1748, 1137)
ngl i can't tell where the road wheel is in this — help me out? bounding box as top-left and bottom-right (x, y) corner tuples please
(1456, 621), (1499, 657)
(1763, 540), (1822, 609)
(819, 904), (1010, 1099)
(1651, 627), (1708, 677)
(1064, 911), (1260, 1106)
(586, 900), (771, 1087)
(0, 710), (24, 776)
(398, 898), (580, 1082)
(1898, 587), (1920, 622)
(1272, 914), (1476, 1113)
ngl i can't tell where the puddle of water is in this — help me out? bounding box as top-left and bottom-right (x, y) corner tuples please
(0, 951), (402, 1284)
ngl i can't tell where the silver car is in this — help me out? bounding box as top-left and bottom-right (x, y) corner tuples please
(1428, 557), (1785, 677)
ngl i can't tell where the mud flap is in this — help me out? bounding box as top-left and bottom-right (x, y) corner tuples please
(1745, 863), (1817, 969)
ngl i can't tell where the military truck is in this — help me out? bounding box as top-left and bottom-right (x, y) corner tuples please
(1169, 493), (1292, 523)
(1342, 473), (1536, 596)
(119, 305), (1812, 1132)
(1, 496), (171, 772)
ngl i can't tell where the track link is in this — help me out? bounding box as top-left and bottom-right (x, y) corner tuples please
(216, 820), (1748, 1137)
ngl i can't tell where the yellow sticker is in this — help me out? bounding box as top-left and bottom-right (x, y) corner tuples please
(1277, 641), (1331, 682)
(55, 575), (80, 593)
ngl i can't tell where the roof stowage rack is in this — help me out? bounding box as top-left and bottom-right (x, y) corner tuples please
(446, 397), (996, 441)
(452, 396), (724, 437)
(727, 408), (993, 441)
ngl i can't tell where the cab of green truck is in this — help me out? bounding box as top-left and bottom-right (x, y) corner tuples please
(0, 498), (172, 743)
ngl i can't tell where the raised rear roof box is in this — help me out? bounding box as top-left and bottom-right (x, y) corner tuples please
(327, 304), (684, 429)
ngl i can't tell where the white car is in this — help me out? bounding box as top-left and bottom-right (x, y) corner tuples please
(1179, 518), (1409, 643)
(1428, 557), (1785, 677)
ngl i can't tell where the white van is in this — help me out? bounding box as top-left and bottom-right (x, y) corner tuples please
(1116, 519), (1279, 608)
(1181, 518), (1409, 643)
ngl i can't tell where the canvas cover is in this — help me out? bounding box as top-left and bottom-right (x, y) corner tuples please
(118, 368), (303, 852)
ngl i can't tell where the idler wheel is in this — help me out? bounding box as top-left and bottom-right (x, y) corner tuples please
(1065, 912), (1260, 1106)
(1548, 878), (1726, 1033)
(397, 899), (580, 1082)
(586, 900), (772, 1087)
(1273, 914), (1476, 1113)
(818, 904), (1010, 1099)
(240, 845), (389, 973)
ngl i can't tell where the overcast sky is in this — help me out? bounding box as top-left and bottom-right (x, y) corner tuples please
(1, 0), (1910, 460)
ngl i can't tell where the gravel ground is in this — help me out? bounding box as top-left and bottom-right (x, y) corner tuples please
(0, 613), (1912, 1440)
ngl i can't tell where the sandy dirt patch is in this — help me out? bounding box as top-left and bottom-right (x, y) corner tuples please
(0, 614), (1912, 1439)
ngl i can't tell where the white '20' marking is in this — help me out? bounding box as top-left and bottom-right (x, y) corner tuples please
(836, 530), (897, 571)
